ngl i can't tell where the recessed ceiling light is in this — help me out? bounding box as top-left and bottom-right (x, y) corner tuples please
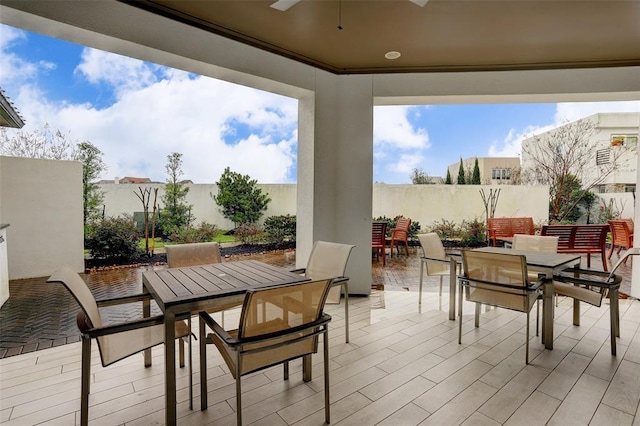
(385, 51), (401, 60)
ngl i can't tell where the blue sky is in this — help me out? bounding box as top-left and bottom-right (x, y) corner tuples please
(1, 24), (639, 184)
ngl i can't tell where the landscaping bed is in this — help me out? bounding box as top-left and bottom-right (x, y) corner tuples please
(84, 241), (297, 272)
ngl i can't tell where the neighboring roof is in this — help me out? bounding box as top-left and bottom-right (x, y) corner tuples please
(130, 1), (640, 75)
(0, 88), (24, 128)
(120, 177), (152, 184)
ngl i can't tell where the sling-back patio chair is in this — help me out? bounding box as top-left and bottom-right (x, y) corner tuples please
(199, 279), (333, 425)
(417, 233), (461, 309)
(291, 240), (355, 342)
(552, 247), (635, 356)
(459, 250), (544, 364)
(165, 241), (243, 405)
(47, 266), (191, 426)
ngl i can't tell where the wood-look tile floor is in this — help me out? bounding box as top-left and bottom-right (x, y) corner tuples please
(2, 285), (640, 425)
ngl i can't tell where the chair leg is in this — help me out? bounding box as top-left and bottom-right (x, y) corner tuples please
(284, 361), (289, 380)
(526, 311), (530, 364)
(458, 280), (464, 344)
(474, 303), (481, 328)
(179, 327), (185, 368)
(324, 327), (331, 424)
(418, 259), (424, 307)
(199, 314), (208, 410)
(343, 281), (350, 343)
(608, 243), (615, 259)
(188, 324), (193, 410)
(81, 335), (91, 426)
(536, 299), (540, 337)
(236, 356), (242, 426)
(610, 288), (619, 355)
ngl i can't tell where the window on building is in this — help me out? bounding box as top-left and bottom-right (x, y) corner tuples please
(625, 184), (636, 193)
(597, 185), (607, 193)
(611, 134), (638, 147)
(491, 168), (511, 180)
(596, 148), (611, 165)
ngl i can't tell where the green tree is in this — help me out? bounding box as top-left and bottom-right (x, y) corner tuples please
(76, 142), (106, 225)
(445, 169), (452, 184)
(213, 167), (271, 227)
(159, 152), (193, 236)
(456, 157), (466, 184)
(471, 158), (481, 184)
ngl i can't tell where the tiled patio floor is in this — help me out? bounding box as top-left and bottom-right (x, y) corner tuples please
(1, 253), (639, 425)
(0, 247), (634, 359)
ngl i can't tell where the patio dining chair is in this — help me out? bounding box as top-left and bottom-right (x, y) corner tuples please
(608, 219), (634, 261)
(459, 250), (544, 364)
(387, 217), (411, 257)
(417, 233), (461, 309)
(165, 241), (242, 405)
(47, 266), (191, 426)
(372, 221), (388, 265)
(553, 247), (636, 356)
(199, 279), (333, 426)
(291, 240), (355, 342)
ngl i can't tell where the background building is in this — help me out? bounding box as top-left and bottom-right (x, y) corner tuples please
(446, 157), (521, 185)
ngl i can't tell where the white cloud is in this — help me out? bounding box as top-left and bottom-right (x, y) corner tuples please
(75, 48), (161, 97)
(2, 37), (298, 184)
(374, 106), (429, 149)
(0, 26), (38, 88)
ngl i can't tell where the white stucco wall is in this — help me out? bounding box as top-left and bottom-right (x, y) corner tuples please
(0, 156), (84, 280)
(99, 183), (550, 230)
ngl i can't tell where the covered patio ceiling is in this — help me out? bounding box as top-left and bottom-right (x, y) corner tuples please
(130, 0), (640, 74)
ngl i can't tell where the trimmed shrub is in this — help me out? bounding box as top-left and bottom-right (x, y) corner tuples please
(264, 215), (296, 243)
(169, 222), (218, 244)
(460, 217), (487, 247)
(429, 219), (459, 241)
(85, 214), (142, 260)
(235, 223), (264, 244)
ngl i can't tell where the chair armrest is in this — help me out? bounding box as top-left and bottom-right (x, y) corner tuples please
(553, 268), (622, 288)
(81, 315), (166, 338)
(236, 314), (332, 346)
(331, 276), (349, 285)
(289, 268), (306, 275)
(96, 293), (153, 307)
(199, 311), (236, 344)
(421, 255), (457, 265)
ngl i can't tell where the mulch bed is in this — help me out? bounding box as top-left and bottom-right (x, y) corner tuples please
(84, 242), (296, 272)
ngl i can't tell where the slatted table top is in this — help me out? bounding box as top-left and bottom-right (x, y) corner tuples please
(142, 259), (309, 311)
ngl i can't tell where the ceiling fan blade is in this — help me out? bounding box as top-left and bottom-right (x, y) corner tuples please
(270, 0), (301, 11)
(409, 0), (429, 6)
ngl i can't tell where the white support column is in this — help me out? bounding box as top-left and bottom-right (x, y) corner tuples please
(631, 115), (640, 299)
(297, 72), (373, 295)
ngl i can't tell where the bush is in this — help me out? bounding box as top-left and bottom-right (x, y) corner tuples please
(459, 217), (487, 247)
(234, 223), (264, 244)
(168, 222), (218, 244)
(85, 214), (142, 260)
(429, 219), (459, 240)
(264, 215), (296, 243)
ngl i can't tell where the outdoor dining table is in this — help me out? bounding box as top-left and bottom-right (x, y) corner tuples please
(142, 259), (310, 426)
(473, 247), (581, 350)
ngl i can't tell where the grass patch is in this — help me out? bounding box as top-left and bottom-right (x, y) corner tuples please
(212, 231), (236, 243)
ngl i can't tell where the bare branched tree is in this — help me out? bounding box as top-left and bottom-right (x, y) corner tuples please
(521, 117), (632, 223)
(0, 124), (78, 159)
(410, 168), (432, 184)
